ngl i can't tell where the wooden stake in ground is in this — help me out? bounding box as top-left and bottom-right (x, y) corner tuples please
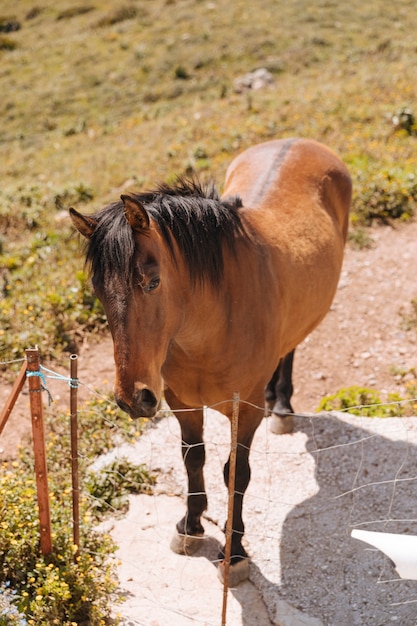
(70, 354), (80, 560)
(0, 359), (27, 437)
(221, 392), (240, 626)
(26, 347), (52, 556)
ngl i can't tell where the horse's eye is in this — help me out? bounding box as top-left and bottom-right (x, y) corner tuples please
(146, 277), (160, 293)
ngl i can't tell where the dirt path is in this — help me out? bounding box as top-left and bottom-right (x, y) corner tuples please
(293, 220), (417, 411)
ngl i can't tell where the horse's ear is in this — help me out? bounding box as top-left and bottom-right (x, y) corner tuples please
(69, 207), (97, 239)
(122, 194), (150, 233)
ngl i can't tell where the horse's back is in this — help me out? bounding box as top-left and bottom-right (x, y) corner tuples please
(222, 138), (351, 357)
(223, 138), (351, 242)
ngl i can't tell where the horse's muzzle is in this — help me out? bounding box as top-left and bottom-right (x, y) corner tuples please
(116, 388), (160, 419)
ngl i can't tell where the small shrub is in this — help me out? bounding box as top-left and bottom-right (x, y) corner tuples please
(53, 182), (94, 210)
(0, 35), (17, 50)
(400, 297), (417, 332)
(391, 108), (417, 136)
(317, 385), (406, 417)
(0, 186), (57, 232)
(352, 169), (417, 225)
(174, 65), (190, 80)
(56, 5), (96, 20)
(0, 459), (118, 625)
(87, 457), (155, 517)
(0, 395), (153, 624)
(347, 225), (374, 249)
(95, 5), (138, 27)
(47, 395), (146, 463)
(25, 7), (43, 20)
(404, 380), (417, 414)
(193, 146), (208, 159)
(0, 17), (20, 33)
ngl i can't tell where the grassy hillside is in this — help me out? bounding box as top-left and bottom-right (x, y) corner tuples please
(1, 0), (417, 363)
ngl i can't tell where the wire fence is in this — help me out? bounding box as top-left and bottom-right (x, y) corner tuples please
(1, 351), (417, 625)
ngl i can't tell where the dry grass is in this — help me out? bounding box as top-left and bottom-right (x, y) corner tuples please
(1, 0), (416, 196)
(1, 0), (417, 360)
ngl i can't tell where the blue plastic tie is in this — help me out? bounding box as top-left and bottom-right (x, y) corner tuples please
(26, 369), (53, 405)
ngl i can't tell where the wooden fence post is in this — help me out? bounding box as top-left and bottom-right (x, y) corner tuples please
(26, 347), (53, 556)
(70, 354), (80, 560)
(0, 360), (27, 437)
(221, 392), (240, 626)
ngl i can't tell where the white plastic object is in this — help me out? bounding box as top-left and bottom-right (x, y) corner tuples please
(352, 529), (417, 580)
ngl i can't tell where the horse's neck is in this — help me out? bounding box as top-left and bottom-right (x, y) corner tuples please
(173, 241), (278, 354)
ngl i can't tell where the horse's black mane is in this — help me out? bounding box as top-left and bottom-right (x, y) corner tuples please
(86, 177), (249, 289)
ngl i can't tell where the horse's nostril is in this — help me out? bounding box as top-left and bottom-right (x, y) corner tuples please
(140, 388), (157, 409)
(116, 388), (158, 418)
(115, 396), (132, 415)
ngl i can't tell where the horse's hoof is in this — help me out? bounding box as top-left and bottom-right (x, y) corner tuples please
(270, 413), (294, 434)
(170, 532), (204, 555)
(217, 558), (250, 587)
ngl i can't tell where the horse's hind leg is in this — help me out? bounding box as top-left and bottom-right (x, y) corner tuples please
(265, 349), (295, 434)
(165, 388), (207, 556)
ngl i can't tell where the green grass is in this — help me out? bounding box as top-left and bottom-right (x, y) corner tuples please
(1, 0), (417, 362)
(316, 385), (411, 417)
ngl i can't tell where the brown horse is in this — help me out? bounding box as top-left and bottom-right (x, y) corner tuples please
(70, 138), (351, 585)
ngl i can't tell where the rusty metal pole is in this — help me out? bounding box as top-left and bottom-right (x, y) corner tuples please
(69, 354), (80, 560)
(221, 392), (240, 626)
(26, 347), (52, 556)
(0, 360), (27, 436)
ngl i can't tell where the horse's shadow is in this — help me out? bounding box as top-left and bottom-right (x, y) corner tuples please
(193, 414), (417, 625)
(249, 413), (417, 626)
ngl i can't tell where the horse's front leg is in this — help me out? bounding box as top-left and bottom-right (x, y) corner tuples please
(218, 399), (264, 586)
(165, 388), (207, 556)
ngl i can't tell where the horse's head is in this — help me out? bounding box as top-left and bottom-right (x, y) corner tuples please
(70, 195), (180, 418)
(71, 180), (247, 417)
